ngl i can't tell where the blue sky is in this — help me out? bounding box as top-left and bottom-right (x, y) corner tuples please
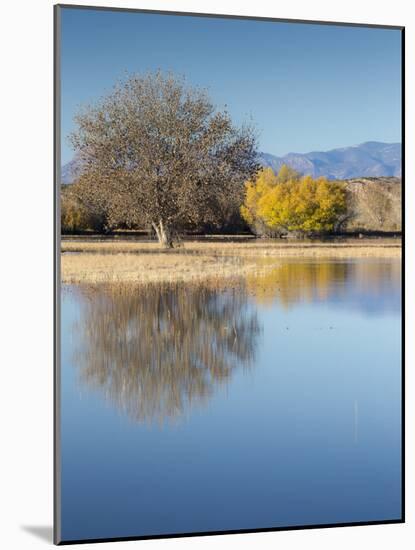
(60, 7), (402, 164)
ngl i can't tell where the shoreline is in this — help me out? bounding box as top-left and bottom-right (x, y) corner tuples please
(61, 238), (401, 254)
(60, 240), (401, 285)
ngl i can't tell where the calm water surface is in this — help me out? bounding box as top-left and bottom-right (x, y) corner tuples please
(60, 258), (402, 541)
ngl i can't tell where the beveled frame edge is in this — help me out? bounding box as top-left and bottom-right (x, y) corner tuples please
(54, 4), (62, 545)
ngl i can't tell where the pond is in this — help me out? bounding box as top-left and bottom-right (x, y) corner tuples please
(59, 257), (402, 542)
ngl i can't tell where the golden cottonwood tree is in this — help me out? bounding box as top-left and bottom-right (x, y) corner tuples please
(241, 165), (346, 235)
(240, 167), (279, 228)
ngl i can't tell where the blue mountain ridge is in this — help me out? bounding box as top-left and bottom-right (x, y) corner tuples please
(61, 141), (401, 184)
(258, 141), (401, 180)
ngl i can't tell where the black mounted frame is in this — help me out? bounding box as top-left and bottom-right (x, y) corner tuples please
(53, 4), (405, 545)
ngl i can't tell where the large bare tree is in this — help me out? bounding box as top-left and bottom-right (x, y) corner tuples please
(70, 71), (259, 246)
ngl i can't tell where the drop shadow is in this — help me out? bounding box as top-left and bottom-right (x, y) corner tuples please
(21, 525), (53, 544)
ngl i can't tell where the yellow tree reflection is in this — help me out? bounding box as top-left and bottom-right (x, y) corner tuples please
(245, 259), (400, 308)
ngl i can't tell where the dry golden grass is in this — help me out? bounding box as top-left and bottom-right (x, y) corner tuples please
(61, 252), (274, 284)
(61, 238), (401, 255)
(61, 239), (401, 284)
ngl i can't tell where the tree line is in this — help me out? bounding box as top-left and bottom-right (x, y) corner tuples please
(62, 71), (346, 243)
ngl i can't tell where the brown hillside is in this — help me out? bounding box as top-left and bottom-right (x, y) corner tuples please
(340, 177), (401, 233)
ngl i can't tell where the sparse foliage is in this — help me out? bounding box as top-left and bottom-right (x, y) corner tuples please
(70, 71), (259, 246)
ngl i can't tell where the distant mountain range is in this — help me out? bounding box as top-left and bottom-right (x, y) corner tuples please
(258, 142), (401, 179)
(61, 141), (401, 184)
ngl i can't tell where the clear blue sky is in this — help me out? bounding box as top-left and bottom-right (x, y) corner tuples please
(60, 7), (402, 164)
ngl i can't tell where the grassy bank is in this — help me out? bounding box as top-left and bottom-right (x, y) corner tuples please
(61, 239), (401, 256)
(61, 253), (271, 284)
(61, 239), (401, 284)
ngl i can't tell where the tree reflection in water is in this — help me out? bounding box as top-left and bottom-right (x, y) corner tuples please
(245, 259), (400, 310)
(73, 282), (261, 424)
(71, 259), (400, 423)
(245, 261), (350, 306)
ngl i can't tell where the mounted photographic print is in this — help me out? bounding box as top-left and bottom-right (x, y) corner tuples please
(54, 4), (404, 545)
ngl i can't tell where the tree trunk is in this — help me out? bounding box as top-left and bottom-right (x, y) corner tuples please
(152, 220), (174, 248)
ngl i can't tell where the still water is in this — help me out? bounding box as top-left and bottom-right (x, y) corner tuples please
(60, 258), (402, 541)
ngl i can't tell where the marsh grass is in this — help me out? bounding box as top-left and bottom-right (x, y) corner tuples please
(61, 239), (401, 284)
(61, 252), (276, 284)
(61, 239), (401, 255)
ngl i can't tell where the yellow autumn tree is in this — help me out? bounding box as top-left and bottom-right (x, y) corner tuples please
(240, 167), (276, 226)
(240, 165), (301, 235)
(241, 166), (346, 235)
(274, 163), (301, 183)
